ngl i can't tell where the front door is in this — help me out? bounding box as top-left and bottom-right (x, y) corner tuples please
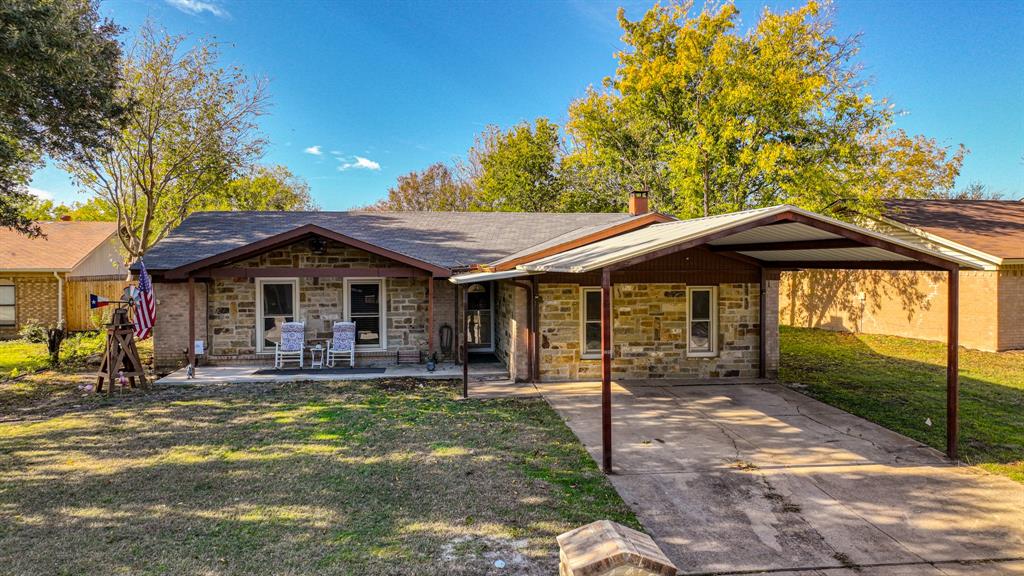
(466, 283), (493, 351)
(257, 279), (298, 352)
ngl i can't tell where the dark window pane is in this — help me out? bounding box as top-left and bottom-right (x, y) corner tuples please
(263, 284), (294, 316)
(0, 286), (13, 306)
(585, 322), (601, 354)
(585, 290), (601, 322)
(467, 284), (490, 311)
(691, 290), (710, 320)
(689, 321), (711, 352)
(353, 316), (381, 346)
(350, 283), (380, 315)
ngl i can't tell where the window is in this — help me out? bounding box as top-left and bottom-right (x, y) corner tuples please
(256, 279), (298, 352)
(580, 287), (603, 359)
(687, 286), (717, 356)
(346, 279), (386, 349)
(0, 285), (13, 327)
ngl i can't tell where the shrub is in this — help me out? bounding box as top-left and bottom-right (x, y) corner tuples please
(18, 320), (48, 343)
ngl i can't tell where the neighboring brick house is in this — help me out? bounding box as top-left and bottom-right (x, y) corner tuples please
(780, 199), (1024, 352)
(0, 220), (128, 336)
(138, 197), (974, 380)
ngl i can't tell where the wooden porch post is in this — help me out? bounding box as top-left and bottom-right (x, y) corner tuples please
(462, 283), (469, 399)
(947, 267), (960, 460)
(601, 267), (613, 474)
(759, 267), (767, 380)
(187, 276), (196, 368)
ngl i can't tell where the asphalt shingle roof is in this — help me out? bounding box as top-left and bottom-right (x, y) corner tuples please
(884, 199), (1024, 259)
(141, 211), (637, 272)
(0, 221), (117, 271)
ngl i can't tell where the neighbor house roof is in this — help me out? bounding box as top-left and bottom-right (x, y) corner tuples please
(0, 221), (118, 272)
(141, 211), (643, 273)
(452, 205), (979, 283)
(883, 199), (1024, 261)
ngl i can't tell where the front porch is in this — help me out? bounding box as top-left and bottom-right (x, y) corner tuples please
(156, 360), (511, 386)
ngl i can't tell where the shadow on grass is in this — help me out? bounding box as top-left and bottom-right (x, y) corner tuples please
(0, 379), (636, 576)
(780, 326), (1024, 481)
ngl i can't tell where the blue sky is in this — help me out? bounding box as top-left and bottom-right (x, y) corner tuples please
(30, 0), (1024, 208)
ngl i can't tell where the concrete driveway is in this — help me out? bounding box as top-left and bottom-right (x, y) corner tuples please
(541, 382), (1024, 575)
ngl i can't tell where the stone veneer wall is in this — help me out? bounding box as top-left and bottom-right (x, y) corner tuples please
(538, 282), (762, 381)
(0, 273), (61, 338)
(493, 280), (530, 380)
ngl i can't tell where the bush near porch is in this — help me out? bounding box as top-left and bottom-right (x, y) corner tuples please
(0, 379), (637, 575)
(780, 325), (1024, 483)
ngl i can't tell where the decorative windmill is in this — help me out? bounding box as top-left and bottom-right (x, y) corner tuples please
(91, 289), (147, 393)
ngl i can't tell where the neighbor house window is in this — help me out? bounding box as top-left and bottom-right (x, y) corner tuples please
(0, 285), (13, 327)
(256, 278), (298, 353)
(686, 286), (717, 357)
(580, 287), (603, 359)
(346, 279), (386, 349)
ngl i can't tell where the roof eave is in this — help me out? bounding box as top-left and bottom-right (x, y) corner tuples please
(875, 215), (1004, 267)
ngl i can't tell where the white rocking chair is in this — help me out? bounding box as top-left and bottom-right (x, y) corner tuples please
(274, 321), (306, 369)
(326, 321), (356, 368)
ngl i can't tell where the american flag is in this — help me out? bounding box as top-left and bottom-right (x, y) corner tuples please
(133, 261), (156, 340)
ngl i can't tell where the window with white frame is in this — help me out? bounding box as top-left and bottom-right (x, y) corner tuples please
(346, 279), (386, 349)
(686, 286), (717, 356)
(0, 285), (13, 327)
(256, 278), (298, 353)
(580, 287), (603, 359)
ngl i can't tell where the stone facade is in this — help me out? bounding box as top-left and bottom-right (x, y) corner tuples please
(494, 280), (530, 381)
(153, 238), (438, 371)
(779, 268), (1021, 352)
(0, 273), (61, 338)
(537, 282), (765, 382)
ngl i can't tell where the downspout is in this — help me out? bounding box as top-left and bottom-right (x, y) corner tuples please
(511, 280), (535, 383)
(52, 272), (64, 327)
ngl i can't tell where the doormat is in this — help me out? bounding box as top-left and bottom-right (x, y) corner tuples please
(252, 367), (387, 375)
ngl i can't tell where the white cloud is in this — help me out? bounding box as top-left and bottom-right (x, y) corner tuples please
(26, 187), (53, 201)
(304, 145), (323, 156)
(338, 156), (381, 171)
(165, 0), (228, 17)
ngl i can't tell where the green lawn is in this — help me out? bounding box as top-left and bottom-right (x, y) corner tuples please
(0, 339), (48, 377)
(780, 325), (1024, 483)
(0, 378), (636, 575)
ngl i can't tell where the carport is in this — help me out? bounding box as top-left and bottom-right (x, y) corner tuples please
(463, 205), (979, 472)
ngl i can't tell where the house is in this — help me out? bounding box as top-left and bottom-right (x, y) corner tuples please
(142, 195), (981, 462)
(780, 199), (1024, 352)
(0, 219), (128, 336)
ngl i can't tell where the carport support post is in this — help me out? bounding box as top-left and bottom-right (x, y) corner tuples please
(947, 267), (959, 460)
(601, 267), (613, 474)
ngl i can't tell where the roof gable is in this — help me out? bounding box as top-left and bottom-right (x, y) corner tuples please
(0, 221), (118, 271)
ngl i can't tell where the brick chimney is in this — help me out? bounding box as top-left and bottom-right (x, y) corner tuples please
(59, 215), (72, 221)
(628, 190), (649, 216)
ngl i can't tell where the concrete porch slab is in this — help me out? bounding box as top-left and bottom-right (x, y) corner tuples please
(156, 362), (510, 385)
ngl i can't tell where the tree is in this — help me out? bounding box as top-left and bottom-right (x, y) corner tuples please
(0, 0), (124, 235)
(565, 1), (965, 218)
(62, 24), (268, 259)
(949, 182), (1004, 200)
(472, 119), (563, 212)
(215, 165), (317, 211)
(20, 195), (115, 221)
(367, 162), (476, 211)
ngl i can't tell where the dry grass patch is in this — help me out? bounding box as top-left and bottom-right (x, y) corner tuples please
(0, 379), (636, 575)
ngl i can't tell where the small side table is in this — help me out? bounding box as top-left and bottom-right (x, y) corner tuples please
(309, 344), (324, 369)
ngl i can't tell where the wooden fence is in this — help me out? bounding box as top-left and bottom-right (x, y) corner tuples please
(64, 278), (134, 331)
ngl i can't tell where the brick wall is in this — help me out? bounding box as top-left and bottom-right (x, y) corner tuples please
(432, 279), (457, 360)
(152, 281), (208, 371)
(779, 269), (1006, 351)
(998, 268), (1024, 351)
(0, 273), (61, 338)
(538, 282), (762, 382)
